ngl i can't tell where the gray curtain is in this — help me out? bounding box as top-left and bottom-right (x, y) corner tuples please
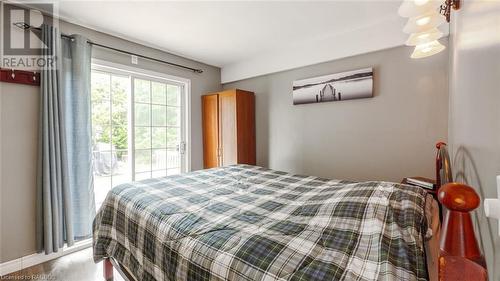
(37, 24), (95, 254)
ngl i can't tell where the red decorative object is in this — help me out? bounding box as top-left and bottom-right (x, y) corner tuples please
(0, 68), (40, 86)
(438, 183), (488, 280)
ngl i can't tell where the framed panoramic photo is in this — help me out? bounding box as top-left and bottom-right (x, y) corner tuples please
(292, 68), (373, 105)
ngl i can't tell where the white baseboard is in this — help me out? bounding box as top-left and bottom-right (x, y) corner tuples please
(0, 259), (21, 277)
(0, 240), (92, 276)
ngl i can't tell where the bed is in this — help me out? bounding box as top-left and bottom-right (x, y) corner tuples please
(93, 164), (440, 281)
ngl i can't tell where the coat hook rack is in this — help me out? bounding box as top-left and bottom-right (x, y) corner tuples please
(0, 68), (41, 86)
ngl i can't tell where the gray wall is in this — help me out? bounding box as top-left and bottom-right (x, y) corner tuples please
(448, 1), (500, 279)
(0, 83), (40, 263)
(224, 45), (449, 182)
(0, 19), (220, 262)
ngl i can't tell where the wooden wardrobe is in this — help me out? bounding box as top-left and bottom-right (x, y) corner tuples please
(202, 89), (256, 168)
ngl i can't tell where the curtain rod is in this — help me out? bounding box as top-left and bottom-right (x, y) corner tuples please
(14, 22), (204, 74)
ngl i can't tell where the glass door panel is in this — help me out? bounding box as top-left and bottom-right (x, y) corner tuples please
(132, 78), (186, 180)
(91, 71), (131, 208)
(92, 64), (187, 209)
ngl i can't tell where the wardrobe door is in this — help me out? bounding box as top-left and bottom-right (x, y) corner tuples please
(218, 92), (237, 166)
(235, 91), (256, 165)
(202, 94), (219, 168)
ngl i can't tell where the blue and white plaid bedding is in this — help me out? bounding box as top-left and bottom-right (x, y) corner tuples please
(93, 165), (430, 281)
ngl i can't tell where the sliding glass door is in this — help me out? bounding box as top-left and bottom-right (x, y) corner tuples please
(133, 78), (184, 180)
(90, 63), (188, 207)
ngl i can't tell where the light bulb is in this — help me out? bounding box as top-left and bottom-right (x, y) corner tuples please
(403, 11), (445, 33)
(414, 0), (430, 6)
(411, 40), (446, 58)
(405, 28), (443, 46)
(398, 0), (441, 18)
(416, 16), (431, 26)
(421, 46), (433, 53)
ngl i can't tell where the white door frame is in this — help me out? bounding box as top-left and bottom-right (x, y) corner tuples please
(91, 58), (192, 173)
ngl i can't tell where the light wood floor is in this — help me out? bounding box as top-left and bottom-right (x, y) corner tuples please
(3, 248), (125, 281)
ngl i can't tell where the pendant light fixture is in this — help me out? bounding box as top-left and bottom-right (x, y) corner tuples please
(398, 0), (461, 59)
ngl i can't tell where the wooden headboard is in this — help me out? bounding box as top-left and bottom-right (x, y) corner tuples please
(435, 143), (488, 280)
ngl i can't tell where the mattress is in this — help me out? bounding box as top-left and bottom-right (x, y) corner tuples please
(93, 165), (432, 281)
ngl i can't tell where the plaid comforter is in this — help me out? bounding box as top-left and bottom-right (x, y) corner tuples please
(93, 165), (430, 281)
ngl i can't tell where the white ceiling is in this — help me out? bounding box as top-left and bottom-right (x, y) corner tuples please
(48, 1), (419, 82)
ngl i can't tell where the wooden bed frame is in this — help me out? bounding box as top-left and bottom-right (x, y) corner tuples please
(435, 144), (488, 280)
(102, 143), (488, 281)
(104, 257), (135, 281)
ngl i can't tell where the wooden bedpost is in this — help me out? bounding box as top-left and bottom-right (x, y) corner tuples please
(104, 258), (114, 281)
(438, 183), (488, 281)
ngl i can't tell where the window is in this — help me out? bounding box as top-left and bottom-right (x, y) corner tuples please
(91, 63), (189, 207)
